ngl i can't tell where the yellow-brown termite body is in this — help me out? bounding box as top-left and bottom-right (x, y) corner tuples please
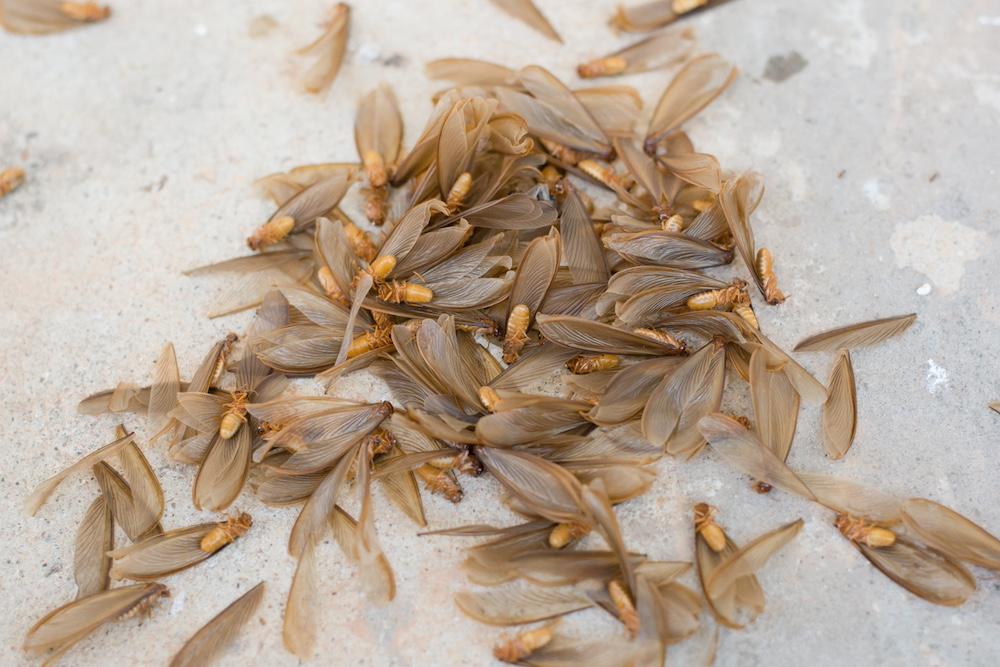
(219, 391), (249, 440)
(59, 1), (110, 22)
(608, 579), (639, 637)
(446, 171), (473, 212)
(577, 56), (628, 79)
(566, 354), (620, 374)
(362, 149), (388, 189)
(693, 503), (727, 553)
(493, 625), (555, 663)
(333, 210), (378, 261)
(503, 304), (531, 364)
(686, 280), (747, 311)
(752, 480), (772, 494)
(199, 513), (253, 554)
(661, 213), (685, 233)
(364, 187), (389, 226)
(548, 522), (591, 549)
(317, 266), (348, 305)
(0, 167), (25, 198)
(732, 298), (759, 330)
(347, 324), (393, 359)
(673, 0), (708, 15)
(247, 216), (295, 251)
(835, 514), (897, 548)
(368, 255), (397, 282)
(364, 428), (396, 459)
(577, 159), (633, 191)
(209, 333), (239, 387)
(541, 139), (583, 166)
(415, 465), (463, 503)
(755, 248), (787, 305)
(479, 385), (501, 413)
(376, 281), (433, 304)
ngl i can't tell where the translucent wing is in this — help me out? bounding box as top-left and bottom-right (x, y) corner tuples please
(854, 538), (975, 607)
(169, 582), (265, 667)
(193, 425), (252, 512)
(425, 58), (519, 88)
(901, 498), (1000, 571)
(749, 348), (799, 462)
(109, 524), (215, 581)
(299, 3), (350, 94)
(822, 350), (857, 459)
(478, 448), (587, 525)
(148, 343), (181, 433)
(705, 520), (803, 596)
(355, 84), (403, 167)
(536, 314), (685, 356)
(578, 29), (695, 78)
(645, 53), (738, 151)
(508, 229), (561, 320)
(288, 444), (360, 557)
(604, 230), (732, 269)
(283, 538), (319, 658)
(560, 184), (609, 285)
(455, 586), (593, 625)
(73, 495), (113, 598)
(589, 357), (685, 425)
(489, 0), (561, 42)
(794, 314), (918, 352)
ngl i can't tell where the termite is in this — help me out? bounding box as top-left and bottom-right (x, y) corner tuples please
(493, 624), (555, 663)
(661, 213), (685, 233)
(376, 280), (433, 304)
(503, 304), (531, 364)
(673, 0), (709, 15)
(334, 210), (378, 261)
(732, 295), (759, 330)
(364, 428), (396, 459)
(541, 139), (583, 166)
(317, 266), (348, 304)
(219, 391), (249, 439)
(59, 1), (110, 22)
(752, 481), (772, 494)
(835, 514), (896, 548)
(577, 56), (628, 79)
(347, 324), (393, 358)
(633, 327), (685, 350)
(446, 172), (473, 212)
(693, 503), (727, 552)
(548, 522), (591, 549)
(368, 255), (397, 282)
(362, 150), (388, 189)
(247, 216), (295, 250)
(210, 333), (239, 387)
(479, 385), (501, 413)
(686, 279), (747, 311)
(756, 248), (787, 304)
(364, 187), (389, 226)
(415, 464), (463, 503)
(199, 513), (253, 554)
(566, 354), (620, 374)
(577, 159), (633, 191)
(608, 579), (639, 637)
(0, 167), (25, 198)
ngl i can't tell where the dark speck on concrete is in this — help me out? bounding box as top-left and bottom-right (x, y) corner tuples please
(764, 51), (808, 83)
(381, 53), (407, 68)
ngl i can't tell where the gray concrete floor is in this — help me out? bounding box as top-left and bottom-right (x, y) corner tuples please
(2, 0), (999, 665)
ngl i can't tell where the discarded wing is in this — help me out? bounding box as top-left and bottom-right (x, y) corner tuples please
(170, 582), (265, 667)
(794, 313), (918, 352)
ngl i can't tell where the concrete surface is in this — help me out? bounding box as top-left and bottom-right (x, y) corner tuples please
(2, 0), (999, 665)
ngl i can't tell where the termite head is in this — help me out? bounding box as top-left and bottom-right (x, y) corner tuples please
(363, 150), (388, 188)
(225, 511), (253, 535)
(577, 56), (628, 79)
(376, 401), (395, 419)
(548, 522), (591, 549)
(369, 255), (397, 282)
(693, 503), (727, 552)
(364, 428), (396, 458)
(446, 171), (473, 212)
(247, 216), (295, 251)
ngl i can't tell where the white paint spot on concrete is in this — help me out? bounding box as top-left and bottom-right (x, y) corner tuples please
(978, 16), (1000, 27)
(890, 215), (988, 294)
(784, 161), (808, 202)
(833, 1), (878, 68)
(863, 179), (890, 210)
(916, 282), (932, 296)
(358, 44), (380, 63)
(193, 24), (207, 37)
(753, 129), (782, 159)
(170, 590), (186, 616)
(974, 83), (1000, 114)
(926, 359), (949, 394)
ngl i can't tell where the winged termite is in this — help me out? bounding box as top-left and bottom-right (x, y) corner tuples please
(23, 583), (169, 663)
(644, 53), (738, 154)
(494, 622), (557, 663)
(566, 354), (621, 375)
(536, 314), (686, 356)
(1, 0), (109, 34)
(0, 165), (25, 196)
(247, 169), (355, 250)
(74, 493), (113, 598)
(169, 582), (265, 667)
(92, 435), (164, 542)
(504, 230), (561, 362)
(793, 313), (918, 352)
(611, 0), (729, 33)
(899, 499), (1000, 571)
(578, 28), (695, 79)
(822, 350), (857, 459)
(298, 2), (349, 94)
(604, 229), (734, 269)
(355, 85), (403, 225)
(109, 513), (252, 581)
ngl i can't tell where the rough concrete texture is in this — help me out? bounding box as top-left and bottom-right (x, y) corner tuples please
(2, 0), (999, 665)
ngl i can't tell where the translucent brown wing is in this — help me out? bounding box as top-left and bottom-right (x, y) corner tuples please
(756, 333), (828, 406)
(645, 53), (738, 152)
(497, 87), (609, 156)
(148, 343), (181, 433)
(611, 0), (730, 33)
(822, 350), (857, 459)
(477, 448), (587, 525)
(657, 152), (722, 192)
(698, 413), (816, 500)
(589, 357), (685, 425)
(269, 170), (355, 232)
(193, 425), (252, 512)
(425, 58), (519, 88)
(853, 538), (975, 607)
(696, 529), (763, 629)
(536, 314), (685, 356)
(376, 447), (426, 527)
(355, 84), (403, 168)
(109, 524), (216, 581)
(455, 586), (593, 625)
(23, 583), (168, 655)
(560, 184), (610, 284)
(705, 519), (803, 596)
(574, 86), (643, 138)
(169, 582), (265, 667)
(794, 473), (902, 523)
(749, 348), (799, 462)
(793, 314), (918, 352)
(489, 0), (561, 42)
(490, 344), (579, 393)
(74, 495), (113, 599)
(642, 340), (725, 456)
(24, 430), (135, 515)
(288, 444), (360, 557)
(299, 3), (350, 94)
(283, 538), (319, 658)
(900, 498), (1000, 571)
(580, 479), (634, 591)
(477, 397), (592, 446)
(377, 199), (449, 266)
(578, 29), (695, 78)
(446, 193), (557, 230)
(508, 229), (561, 320)
(354, 452), (397, 604)
(392, 91), (461, 185)
(603, 230), (733, 269)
